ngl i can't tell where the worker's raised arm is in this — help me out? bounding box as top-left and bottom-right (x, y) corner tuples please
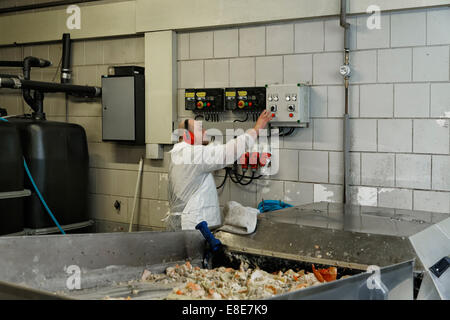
(197, 110), (272, 173)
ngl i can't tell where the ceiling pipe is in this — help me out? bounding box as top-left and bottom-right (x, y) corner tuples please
(340, 0), (351, 205)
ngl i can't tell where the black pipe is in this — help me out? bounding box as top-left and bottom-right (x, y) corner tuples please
(0, 61), (23, 67)
(33, 91), (45, 120)
(0, 0), (101, 14)
(61, 33), (72, 84)
(0, 57), (51, 70)
(22, 56), (52, 115)
(0, 77), (101, 98)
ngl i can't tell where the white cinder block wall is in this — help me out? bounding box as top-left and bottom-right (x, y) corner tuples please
(178, 6), (450, 215)
(0, 6), (449, 230)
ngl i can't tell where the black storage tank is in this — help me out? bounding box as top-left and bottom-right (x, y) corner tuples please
(0, 121), (25, 235)
(8, 117), (89, 229)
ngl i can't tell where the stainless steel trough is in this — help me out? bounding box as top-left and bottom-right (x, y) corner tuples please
(0, 202), (447, 300)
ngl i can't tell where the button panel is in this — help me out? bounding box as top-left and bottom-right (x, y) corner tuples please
(185, 88), (225, 112)
(265, 84), (310, 127)
(224, 87), (266, 113)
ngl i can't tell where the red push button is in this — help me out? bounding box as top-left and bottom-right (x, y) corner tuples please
(206, 102), (211, 107)
(248, 102), (253, 107)
(271, 113), (275, 118)
(238, 100), (245, 108)
(197, 101), (203, 108)
(289, 113), (294, 117)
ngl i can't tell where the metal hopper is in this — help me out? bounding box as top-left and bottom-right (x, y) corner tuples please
(0, 202), (447, 300)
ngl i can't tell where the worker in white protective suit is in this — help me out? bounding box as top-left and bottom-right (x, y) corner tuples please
(167, 110), (272, 231)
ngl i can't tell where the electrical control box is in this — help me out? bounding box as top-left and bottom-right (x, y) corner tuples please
(224, 87), (266, 112)
(266, 84), (310, 127)
(101, 67), (145, 144)
(185, 88), (225, 112)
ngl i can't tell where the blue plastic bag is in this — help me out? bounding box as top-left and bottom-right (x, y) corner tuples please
(257, 200), (293, 213)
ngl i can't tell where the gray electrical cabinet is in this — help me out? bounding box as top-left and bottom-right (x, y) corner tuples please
(101, 67), (145, 145)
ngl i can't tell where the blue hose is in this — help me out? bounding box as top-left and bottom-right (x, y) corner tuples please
(23, 159), (66, 235)
(1, 116), (65, 234)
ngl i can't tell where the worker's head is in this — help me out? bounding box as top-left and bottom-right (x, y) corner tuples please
(178, 118), (208, 145)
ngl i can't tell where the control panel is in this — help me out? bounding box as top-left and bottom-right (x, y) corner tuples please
(224, 87), (266, 112)
(185, 88), (225, 112)
(266, 83), (310, 127)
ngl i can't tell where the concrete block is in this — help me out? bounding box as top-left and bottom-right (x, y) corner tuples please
(284, 182), (314, 206)
(414, 190), (450, 214)
(349, 50), (377, 84)
(314, 184), (343, 203)
(427, 7), (450, 45)
(391, 10), (426, 47)
(378, 119), (412, 152)
(177, 33), (189, 60)
(313, 118), (343, 151)
(350, 119), (377, 152)
(239, 26), (266, 57)
(378, 48), (412, 82)
(189, 31), (213, 59)
(378, 188), (412, 210)
(267, 23), (294, 55)
(413, 46), (449, 82)
(214, 28), (239, 58)
(360, 84), (393, 118)
(256, 55), (283, 86)
(310, 86), (327, 117)
(431, 83), (450, 118)
(432, 156), (450, 191)
(179, 60), (204, 88)
(283, 54), (312, 84)
(313, 52), (343, 85)
(413, 119), (449, 154)
(205, 59), (229, 88)
(361, 153), (395, 187)
(394, 83), (430, 118)
(294, 19), (324, 53)
(396, 154), (431, 189)
(356, 13), (390, 49)
(229, 57), (255, 87)
(299, 150), (328, 183)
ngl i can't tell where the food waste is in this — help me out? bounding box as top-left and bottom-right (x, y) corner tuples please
(138, 261), (347, 300)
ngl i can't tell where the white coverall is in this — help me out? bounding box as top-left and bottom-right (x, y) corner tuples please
(167, 131), (256, 230)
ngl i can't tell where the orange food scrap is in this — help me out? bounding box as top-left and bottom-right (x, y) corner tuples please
(312, 264), (337, 282)
(312, 264), (325, 282)
(265, 285), (277, 295)
(186, 282), (201, 291)
(176, 290), (183, 295)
